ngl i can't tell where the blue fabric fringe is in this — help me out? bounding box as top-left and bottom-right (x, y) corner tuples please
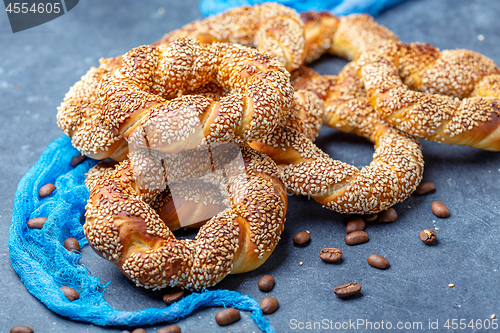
(200, 0), (408, 17)
(9, 135), (274, 332)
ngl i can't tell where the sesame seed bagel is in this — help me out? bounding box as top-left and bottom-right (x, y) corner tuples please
(58, 2), (303, 160)
(359, 44), (500, 151)
(84, 144), (288, 291)
(300, 11), (400, 64)
(57, 57), (129, 161)
(85, 159), (230, 232)
(301, 10), (500, 151)
(153, 2), (305, 71)
(59, 38), (294, 159)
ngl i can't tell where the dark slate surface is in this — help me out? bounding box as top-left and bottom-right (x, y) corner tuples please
(1, 0), (500, 332)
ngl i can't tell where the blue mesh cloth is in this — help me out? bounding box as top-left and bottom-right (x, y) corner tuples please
(9, 135), (274, 332)
(200, 0), (408, 16)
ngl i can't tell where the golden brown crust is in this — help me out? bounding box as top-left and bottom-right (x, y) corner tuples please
(359, 45), (500, 150)
(301, 12), (400, 64)
(153, 3), (305, 71)
(250, 63), (424, 214)
(58, 3), (302, 160)
(301, 10), (500, 151)
(101, 39), (294, 152)
(84, 145), (287, 291)
(59, 38), (295, 159)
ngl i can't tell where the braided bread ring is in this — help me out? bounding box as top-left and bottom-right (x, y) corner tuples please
(84, 145), (287, 291)
(153, 3), (304, 71)
(58, 3), (302, 160)
(301, 10), (500, 151)
(359, 44), (500, 151)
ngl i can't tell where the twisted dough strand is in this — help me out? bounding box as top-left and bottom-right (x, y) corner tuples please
(359, 45), (500, 150)
(57, 57), (129, 160)
(154, 2), (305, 71)
(99, 38), (294, 154)
(84, 145), (287, 291)
(251, 64), (423, 214)
(300, 11), (399, 64)
(300, 11), (500, 151)
(58, 3), (303, 160)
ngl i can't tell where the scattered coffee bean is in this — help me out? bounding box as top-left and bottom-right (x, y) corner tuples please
(345, 231), (369, 246)
(163, 287), (185, 305)
(70, 154), (86, 167)
(60, 286), (79, 301)
(64, 238), (80, 252)
(258, 275), (275, 292)
(293, 231), (310, 245)
(346, 217), (365, 233)
(363, 213), (378, 223)
(260, 296), (279, 314)
(157, 325), (181, 333)
(10, 326), (34, 333)
(132, 329), (146, 333)
(27, 217), (47, 229)
(215, 308), (240, 326)
(334, 282), (362, 298)
(378, 208), (397, 223)
(367, 254), (390, 269)
(38, 183), (56, 197)
(319, 248), (342, 263)
(419, 229), (437, 244)
(431, 201), (449, 218)
(414, 182), (435, 195)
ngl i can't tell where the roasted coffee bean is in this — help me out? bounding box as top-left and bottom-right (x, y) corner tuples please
(163, 287), (185, 305)
(260, 296), (279, 314)
(319, 248), (342, 263)
(378, 208), (397, 223)
(215, 308), (240, 326)
(334, 282), (362, 298)
(344, 231), (369, 246)
(38, 183), (56, 197)
(10, 326), (34, 333)
(60, 286), (79, 301)
(431, 201), (449, 218)
(132, 329), (146, 333)
(346, 218), (365, 233)
(414, 182), (435, 195)
(70, 154), (86, 167)
(363, 213), (378, 223)
(419, 229), (437, 244)
(157, 325), (181, 333)
(258, 275), (275, 292)
(367, 254), (390, 269)
(27, 217), (47, 229)
(293, 231), (310, 245)
(64, 238), (80, 252)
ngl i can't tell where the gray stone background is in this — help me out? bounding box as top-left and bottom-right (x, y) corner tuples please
(1, 0), (499, 332)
